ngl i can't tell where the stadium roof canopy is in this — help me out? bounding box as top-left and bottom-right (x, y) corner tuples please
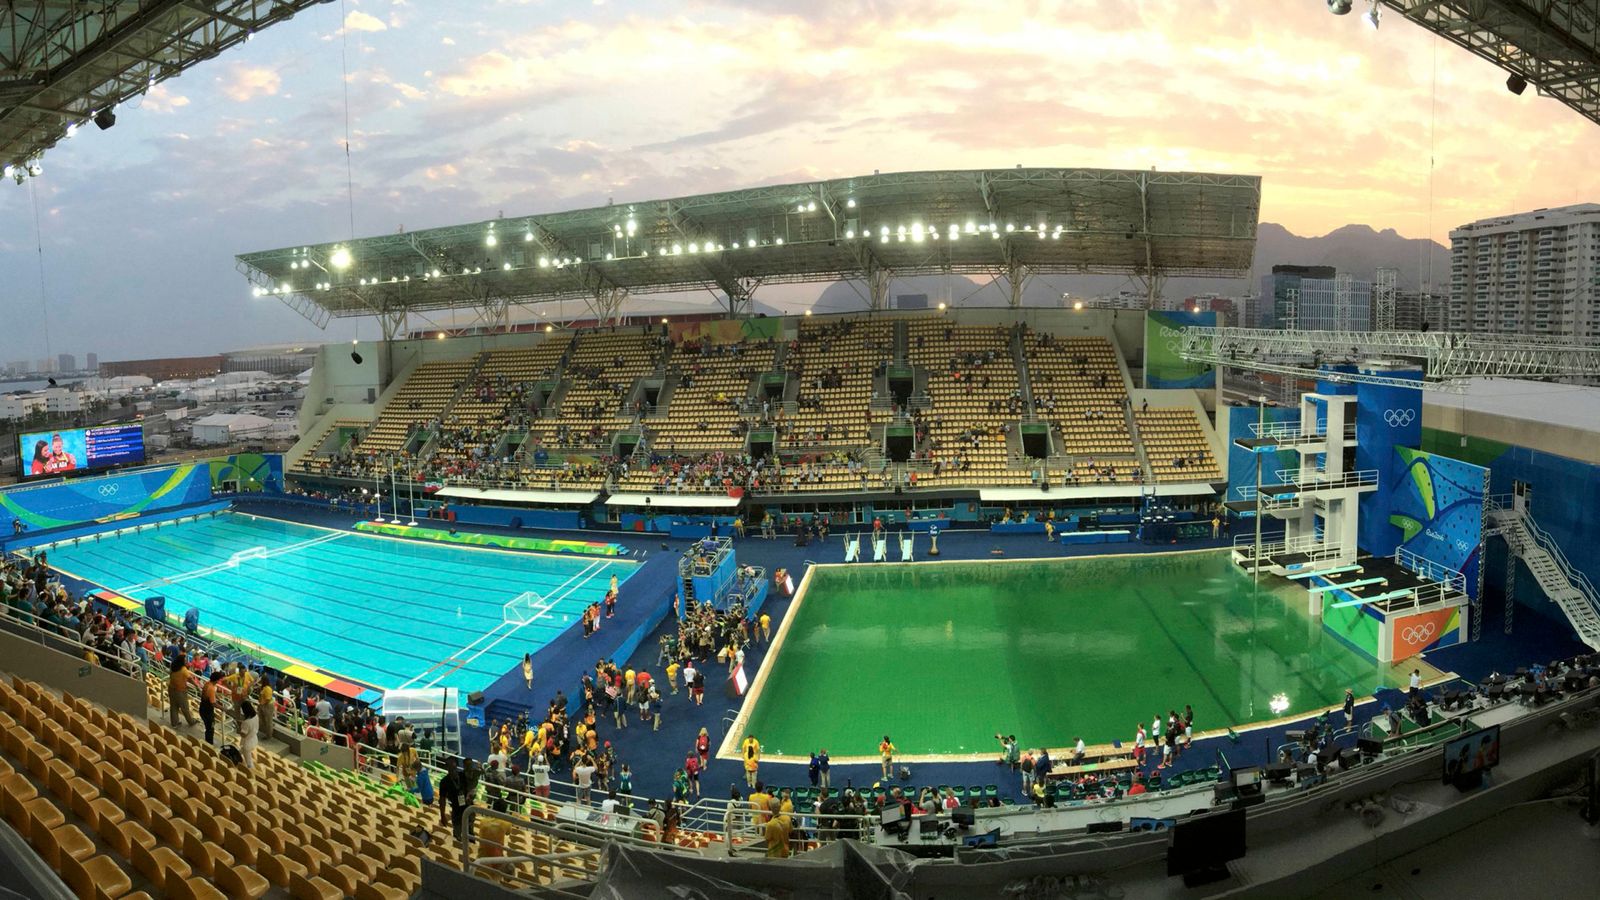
(0, 0), (329, 177)
(237, 167), (1262, 337)
(1379, 1), (1600, 127)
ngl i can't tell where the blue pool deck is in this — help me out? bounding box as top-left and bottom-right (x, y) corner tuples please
(38, 511), (638, 693)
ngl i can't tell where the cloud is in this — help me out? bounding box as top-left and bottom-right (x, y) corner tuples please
(140, 84), (191, 113)
(441, 37), (455, 45)
(220, 65), (282, 102)
(344, 10), (387, 32)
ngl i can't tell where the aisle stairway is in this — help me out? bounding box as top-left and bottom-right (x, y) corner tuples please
(1488, 499), (1600, 650)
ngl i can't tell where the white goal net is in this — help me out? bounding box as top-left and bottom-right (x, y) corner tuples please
(503, 590), (555, 626)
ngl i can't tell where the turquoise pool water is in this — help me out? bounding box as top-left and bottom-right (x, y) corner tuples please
(40, 512), (632, 692)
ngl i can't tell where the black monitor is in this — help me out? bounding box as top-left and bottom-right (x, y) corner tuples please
(1167, 808), (1246, 886)
(1230, 767), (1264, 793)
(880, 804), (907, 828)
(1442, 725), (1501, 789)
(951, 808), (975, 828)
(1357, 737), (1384, 758)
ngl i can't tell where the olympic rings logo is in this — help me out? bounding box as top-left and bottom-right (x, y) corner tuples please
(1384, 408), (1416, 427)
(1401, 622), (1437, 645)
(97, 484), (120, 497)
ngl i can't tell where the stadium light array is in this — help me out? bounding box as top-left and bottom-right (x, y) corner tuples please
(485, 232), (498, 247)
(330, 247), (352, 269)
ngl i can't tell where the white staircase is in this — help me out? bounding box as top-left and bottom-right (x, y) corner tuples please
(1489, 499), (1600, 651)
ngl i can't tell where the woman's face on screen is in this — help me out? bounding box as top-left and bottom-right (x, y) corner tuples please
(51, 434), (63, 453)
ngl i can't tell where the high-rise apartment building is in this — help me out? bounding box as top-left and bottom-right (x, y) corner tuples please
(1448, 204), (1600, 337)
(57, 353), (76, 373)
(85, 353), (99, 373)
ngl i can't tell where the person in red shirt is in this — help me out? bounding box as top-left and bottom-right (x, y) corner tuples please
(685, 751), (702, 797)
(1128, 773), (1148, 796)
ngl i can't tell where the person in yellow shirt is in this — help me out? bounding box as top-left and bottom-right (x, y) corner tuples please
(758, 613), (771, 644)
(666, 659), (680, 695)
(764, 812), (792, 858)
(741, 735), (761, 788)
(748, 783), (773, 824)
(879, 735), (895, 779)
(257, 681), (276, 741)
(167, 659), (198, 727)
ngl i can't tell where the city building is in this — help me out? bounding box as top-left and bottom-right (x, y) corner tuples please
(56, 353), (75, 373)
(85, 352), (98, 372)
(42, 388), (81, 414)
(1394, 289), (1449, 331)
(1296, 274), (1374, 332)
(1448, 203), (1600, 337)
(99, 354), (224, 381)
(0, 394), (45, 421)
(1260, 265), (1335, 329)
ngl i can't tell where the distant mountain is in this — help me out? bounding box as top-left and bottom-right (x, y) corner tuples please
(792, 223), (1452, 311)
(1249, 222), (1451, 293)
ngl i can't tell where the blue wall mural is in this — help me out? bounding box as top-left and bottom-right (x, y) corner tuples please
(1389, 447), (1487, 599)
(0, 464), (213, 531)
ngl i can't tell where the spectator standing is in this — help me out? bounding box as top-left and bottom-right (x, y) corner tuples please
(168, 656), (198, 728)
(200, 671), (221, 745)
(238, 701), (259, 770)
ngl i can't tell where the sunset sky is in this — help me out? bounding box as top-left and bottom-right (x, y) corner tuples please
(2, 0), (1597, 360)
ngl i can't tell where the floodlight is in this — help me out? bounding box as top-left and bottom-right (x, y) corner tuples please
(1328, 0), (1353, 13)
(485, 232), (497, 247)
(1363, 1), (1380, 27)
(65, 123), (78, 139)
(330, 247), (353, 269)
(846, 229), (855, 238)
(525, 231), (534, 241)
(1073, 301), (1083, 310)
(807, 201), (817, 211)
(846, 198), (856, 208)
(503, 262), (512, 270)
(775, 238), (784, 245)
(2, 164), (12, 179)
(432, 268), (442, 277)
(804, 309), (812, 316)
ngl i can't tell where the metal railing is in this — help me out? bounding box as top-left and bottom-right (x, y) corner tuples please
(1270, 468), (1379, 490)
(1396, 547), (1468, 596)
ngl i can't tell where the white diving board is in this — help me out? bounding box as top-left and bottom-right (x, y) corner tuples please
(1328, 588), (1417, 609)
(1306, 577), (1388, 595)
(1287, 565), (1363, 580)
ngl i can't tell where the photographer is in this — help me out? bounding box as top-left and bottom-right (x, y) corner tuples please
(995, 733), (1020, 769)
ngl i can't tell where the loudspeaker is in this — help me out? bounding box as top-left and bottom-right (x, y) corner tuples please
(94, 108), (116, 130)
(467, 690), (485, 706)
(351, 351), (364, 364)
(1507, 73), (1527, 95)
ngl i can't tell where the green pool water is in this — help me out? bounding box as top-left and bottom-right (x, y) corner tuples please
(740, 550), (1407, 758)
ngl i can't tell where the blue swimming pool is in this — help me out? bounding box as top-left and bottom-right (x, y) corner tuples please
(40, 511), (633, 692)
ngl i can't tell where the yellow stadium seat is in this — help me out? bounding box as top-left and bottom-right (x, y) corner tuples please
(355, 881), (410, 900)
(131, 840), (192, 893)
(106, 818), (154, 860)
(36, 822), (95, 873)
(216, 861), (272, 899)
(169, 876), (228, 900)
(62, 853), (134, 900)
(289, 871), (344, 900)
(256, 850), (307, 890)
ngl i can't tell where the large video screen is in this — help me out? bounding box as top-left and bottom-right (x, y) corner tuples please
(19, 425), (145, 479)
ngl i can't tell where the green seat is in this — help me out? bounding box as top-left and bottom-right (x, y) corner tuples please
(968, 785), (983, 800)
(983, 785), (998, 798)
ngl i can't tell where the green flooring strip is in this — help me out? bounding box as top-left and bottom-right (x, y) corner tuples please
(741, 551), (1406, 758)
(355, 521), (624, 556)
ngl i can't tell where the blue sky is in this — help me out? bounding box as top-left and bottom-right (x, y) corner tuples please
(1, 0), (1596, 362)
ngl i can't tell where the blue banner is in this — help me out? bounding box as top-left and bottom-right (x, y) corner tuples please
(1355, 369), (1422, 556)
(1226, 405), (1301, 502)
(1145, 310), (1217, 389)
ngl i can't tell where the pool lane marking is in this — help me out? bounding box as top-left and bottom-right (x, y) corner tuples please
(422, 562), (609, 689)
(109, 530), (352, 594)
(399, 559), (605, 691)
(235, 509), (640, 567)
